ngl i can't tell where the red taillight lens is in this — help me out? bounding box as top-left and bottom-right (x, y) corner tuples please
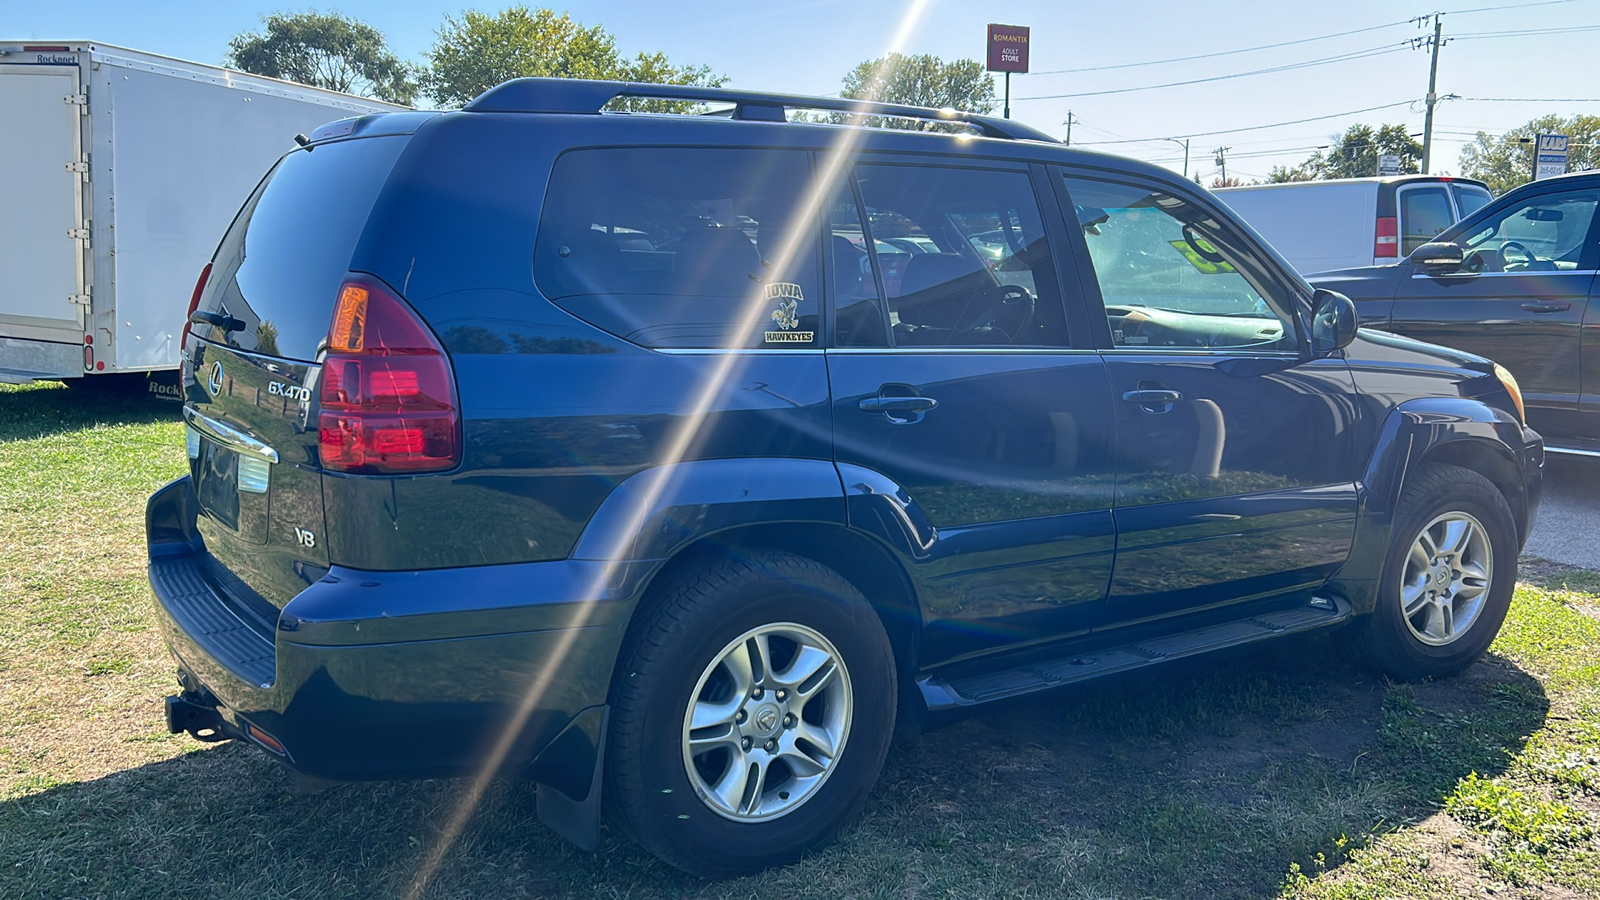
(317, 276), (459, 474)
(1374, 216), (1399, 258)
(179, 263), (213, 350)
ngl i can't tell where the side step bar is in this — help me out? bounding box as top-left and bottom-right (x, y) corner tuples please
(919, 598), (1352, 710)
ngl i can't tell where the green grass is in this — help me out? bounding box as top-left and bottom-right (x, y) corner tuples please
(2, 380), (1599, 899)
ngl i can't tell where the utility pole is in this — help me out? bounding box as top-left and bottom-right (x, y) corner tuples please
(1213, 146), (1231, 184)
(1414, 13), (1447, 174)
(1063, 111), (1075, 146)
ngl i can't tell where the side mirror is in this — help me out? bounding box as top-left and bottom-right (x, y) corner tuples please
(1311, 289), (1358, 355)
(1411, 241), (1466, 272)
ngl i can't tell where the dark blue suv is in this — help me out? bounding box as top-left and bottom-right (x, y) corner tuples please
(148, 79), (1543, 877)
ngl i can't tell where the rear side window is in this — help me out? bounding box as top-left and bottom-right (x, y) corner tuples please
(202, 136), (408, 362)
(1399, 186), (1455, 254)
(1453, 184), (1492, 218)
(534, 148), (821, 350)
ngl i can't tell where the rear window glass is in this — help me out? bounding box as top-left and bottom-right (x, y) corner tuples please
(1400, 187), (1455, 254)
(533, 148), (821, 350)
(200, 136), (407, 362)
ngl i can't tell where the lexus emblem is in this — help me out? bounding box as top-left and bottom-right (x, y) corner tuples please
(206, 360), (223, 396)
(755, 707), (779, 733)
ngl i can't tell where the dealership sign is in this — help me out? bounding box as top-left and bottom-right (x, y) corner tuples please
(987, 24), (1030, 73)
(1534, 133), (1569, 181)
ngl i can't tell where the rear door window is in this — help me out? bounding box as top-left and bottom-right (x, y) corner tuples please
(841, 163), (1072, 348)
(1399, 186), (1456, 254)
(534, 148), (821, 350)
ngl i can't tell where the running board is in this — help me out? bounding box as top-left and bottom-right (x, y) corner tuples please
(1546, 445), (1600, 459)
(918, 598), (1352, 710)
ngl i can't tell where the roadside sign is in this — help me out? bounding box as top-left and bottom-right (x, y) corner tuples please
(1377, 154), (1401, 176)
(1534, 133), (1569, 181)
(986, 24), (1030, 73)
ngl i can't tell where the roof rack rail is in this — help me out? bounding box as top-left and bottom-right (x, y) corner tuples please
(463, 78), (1058, 143)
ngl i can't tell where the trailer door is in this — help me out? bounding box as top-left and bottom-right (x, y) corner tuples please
(0, 64), (85, 331)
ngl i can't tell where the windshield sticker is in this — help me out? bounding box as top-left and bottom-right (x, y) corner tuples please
(1167, 240), (1238, 275)
(764, 283), (813, 343)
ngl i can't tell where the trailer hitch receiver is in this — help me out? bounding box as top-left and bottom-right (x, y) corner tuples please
(164, 694), (228, 743)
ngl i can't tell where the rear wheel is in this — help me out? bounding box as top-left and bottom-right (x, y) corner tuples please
(1354, 463), (1517, 679)
(607, 551), (895, 877)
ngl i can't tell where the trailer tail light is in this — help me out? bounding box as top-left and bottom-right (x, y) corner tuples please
(1374, 216), (1399, 258)
(317, 276), (459, 474)
(179, 263), (212, 350)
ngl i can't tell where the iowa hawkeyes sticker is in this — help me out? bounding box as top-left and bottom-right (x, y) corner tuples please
(763, 283), (813, 344)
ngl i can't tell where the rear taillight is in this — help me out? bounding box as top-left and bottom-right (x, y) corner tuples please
(317, 276), (459, 474)
(179, 263), (213, 350)
(1374, 216), (1398, 258)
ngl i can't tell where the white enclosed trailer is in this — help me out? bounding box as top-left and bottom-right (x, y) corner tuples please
(0, 42), (403, 389)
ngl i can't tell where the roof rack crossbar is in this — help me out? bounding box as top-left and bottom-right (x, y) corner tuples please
(463, 78), (1057, 142)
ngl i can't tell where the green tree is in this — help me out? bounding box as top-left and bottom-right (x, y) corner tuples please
(227, 11), (417, 105)
(838, 53), (996, 128)
(1270, 123), (1421, 182)
(1459, 114), (1600, 194)
(424, 6), (721, 109)
(254, 321), (281, 358)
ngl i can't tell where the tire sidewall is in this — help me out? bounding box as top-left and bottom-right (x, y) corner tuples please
(612, 561), (895, 872)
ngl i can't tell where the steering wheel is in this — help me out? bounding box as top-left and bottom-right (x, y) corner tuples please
(958, 284), (1035, 340)
(1500, 241), (1533, 268)
(1182, 223), (1227, 264)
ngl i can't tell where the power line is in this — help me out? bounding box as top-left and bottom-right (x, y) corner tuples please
(1454, 23), (1600, 37)
(1026, 0), (1583, 78)
(1440, 0), (1580, 14)
(1458, 96), (1600, 102)
(1074, 100), (1419, 145)
(1021, 44), (1406, 101)
(1028, 20), (1411, 76)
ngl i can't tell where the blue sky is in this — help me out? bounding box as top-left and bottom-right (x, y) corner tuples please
(8, 0), (1597, 180)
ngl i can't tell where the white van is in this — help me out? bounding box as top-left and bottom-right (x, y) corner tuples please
(0, 41), (403, 392)
(1215, 176), (1493, 276)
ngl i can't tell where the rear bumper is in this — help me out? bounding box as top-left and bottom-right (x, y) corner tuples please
(145, 476), (648, 789)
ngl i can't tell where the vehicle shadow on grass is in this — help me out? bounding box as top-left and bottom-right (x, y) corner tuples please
(0, 636), (1548, 900)
(0, 380), (180, 443)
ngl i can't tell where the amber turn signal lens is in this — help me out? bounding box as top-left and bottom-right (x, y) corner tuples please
(328, 284), (370, 353)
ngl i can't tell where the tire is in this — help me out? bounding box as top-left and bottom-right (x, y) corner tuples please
(606, 550), (896, 877)
(1353, 463), (1518, 680)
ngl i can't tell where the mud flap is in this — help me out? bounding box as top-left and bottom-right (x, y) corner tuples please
(536, 706), (609, 851)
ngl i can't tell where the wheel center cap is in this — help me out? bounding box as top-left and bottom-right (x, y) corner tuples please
(1435, 568), (1450, 585)
(752, 705), (781, 735)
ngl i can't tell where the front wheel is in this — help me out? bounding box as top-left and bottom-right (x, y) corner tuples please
(1353, 463), (1518, 680)
(606, 551), (896, 877)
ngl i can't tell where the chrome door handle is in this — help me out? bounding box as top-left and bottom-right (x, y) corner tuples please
(1521, 301), (1571, 313)
(1121, 389), (1182, 404)
(858, 396), (938, 413)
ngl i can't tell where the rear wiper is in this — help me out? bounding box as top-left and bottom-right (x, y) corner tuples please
(189, 310), (246, 333)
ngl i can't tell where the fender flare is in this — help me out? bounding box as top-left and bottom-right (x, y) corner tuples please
(1331, 396), (1527, 614)
(569, 457), (848, 562)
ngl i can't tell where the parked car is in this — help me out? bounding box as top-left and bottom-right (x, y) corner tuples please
(1216, 175), (1493, 275)
(1312, 170), (1599, 456)
(148, 79), (1543, 878)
